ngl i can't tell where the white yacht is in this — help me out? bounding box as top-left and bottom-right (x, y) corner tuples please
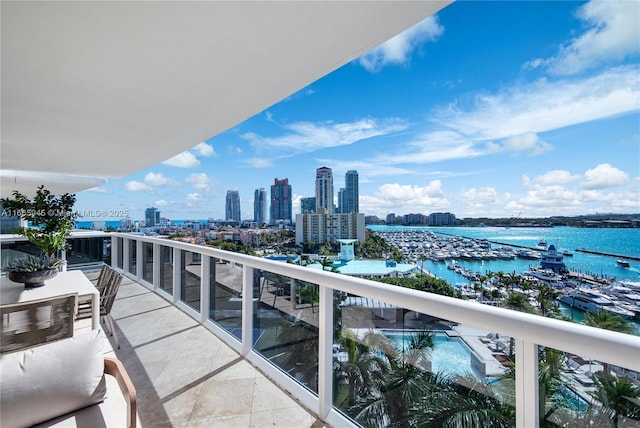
(601, 285), (640, 319)
(559, 289), (635, 319)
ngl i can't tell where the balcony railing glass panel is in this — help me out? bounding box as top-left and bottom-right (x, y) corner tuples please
(333, 291), (516, 427)
(105, 234), (639, 427)
(159, 245), (173, 295)
(67, 236), (110, 268)
(115, 237), (123, 269)
(142, 242), (153, 283)
(128, 239), (136, 276)
(540, 345), (640, 427)
(208, 258), (243, 339)
(180, 250), (201, 312)
(253, 271), (319, 394)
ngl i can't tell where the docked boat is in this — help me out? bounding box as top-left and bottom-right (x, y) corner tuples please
(559, 289), (635, 319)
(601, 285), (640, 319)
(537, 239), (547, 247)
(540, 245), (567, 273)
(616, 259), (630, 268)
(516, 249), (541, 260)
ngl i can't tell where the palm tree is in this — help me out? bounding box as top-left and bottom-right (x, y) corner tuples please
(476, 274), (487, 300)
(502, 292), (535, 355)
(320, 256), (333, 271)
(334, 331), (389, 410)
(353, 329), (434, 427)
(591, 372), (640, 427)
(495, 270), (506, 291)
(584, 310), (634, 335)
(536, 283), (561, 317)
(503, 292), (535, 313)
(411, 373), (515, 428)
(583, 310), (634, 375)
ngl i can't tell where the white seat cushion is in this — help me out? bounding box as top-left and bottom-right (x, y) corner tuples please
(0, 330), (107, 428)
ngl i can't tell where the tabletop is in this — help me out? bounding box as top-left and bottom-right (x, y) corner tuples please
(1, 270), (100, 329)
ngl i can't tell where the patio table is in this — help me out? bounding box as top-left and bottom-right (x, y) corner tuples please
(1, 270), (100, 330)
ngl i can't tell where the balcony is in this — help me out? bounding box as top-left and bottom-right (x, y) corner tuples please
(98, 233), (639, 427)
(90, 271), (322, 426)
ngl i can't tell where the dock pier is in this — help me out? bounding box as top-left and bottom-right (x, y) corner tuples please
(574, 248), (640, 261)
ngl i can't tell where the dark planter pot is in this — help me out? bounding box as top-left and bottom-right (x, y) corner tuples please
(8, 269), (58, 288)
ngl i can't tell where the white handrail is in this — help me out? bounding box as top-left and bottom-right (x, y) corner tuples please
(112, 233), (640, 372)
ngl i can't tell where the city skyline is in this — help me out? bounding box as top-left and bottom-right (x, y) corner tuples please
(75, 1), (639, 222)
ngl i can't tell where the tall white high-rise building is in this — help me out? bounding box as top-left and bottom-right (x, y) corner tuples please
(225, 190), (241, 222)
(315, 166), (334, 214)
(253, 188), (267, 224)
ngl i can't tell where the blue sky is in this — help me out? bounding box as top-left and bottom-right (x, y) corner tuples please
(77, 0), (640, 222)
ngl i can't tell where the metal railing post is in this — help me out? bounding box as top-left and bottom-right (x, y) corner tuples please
(318, 284), (333, 420)
(173, 247), (181, 303)
(242, 265), (254, 356)
(516, 339), (539, 427)
(200, 255), (210, 323)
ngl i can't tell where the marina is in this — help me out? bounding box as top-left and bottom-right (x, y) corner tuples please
(368, 225), (640, 327)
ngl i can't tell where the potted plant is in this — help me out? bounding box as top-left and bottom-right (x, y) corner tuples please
(1, 185), (77, 287)
(4, 255), (66, 288)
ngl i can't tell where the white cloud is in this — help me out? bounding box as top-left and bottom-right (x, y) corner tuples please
(359, 16), (444, 72)
(193, 142), (216, 157)
(187, 193), (205, 201)
(161, 143), (216, 168)
(504, 164), (637, 216)
(525, 0), (640, 75)
(582, 163), (629, 189)
(360, 181), (448, 216)
(389, 130), (482, 162)
(186, 173), (214, 192)
(459, 187), (510, 217)
(434, 66), (639, 141)
(501, 133), (553, 156)
(510, 185), (583, 210)
(460, 187), (504, 204)
(162, 151), (200, 168)
(247, 158), (274, 168)
(125, 181), (153, 193)
(85, 187), (109, 193)
(529, 170), (581, 186)
(144, 172), (177, 186)
(243, 118), (408, 154)
(154, 199), (171, 208)
(319, 159), (414, 179)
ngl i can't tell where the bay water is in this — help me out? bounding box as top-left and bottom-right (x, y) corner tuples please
(368, 225), (640, 286)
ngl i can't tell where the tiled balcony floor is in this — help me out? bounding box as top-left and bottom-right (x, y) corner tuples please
(86, 273), (326, 428)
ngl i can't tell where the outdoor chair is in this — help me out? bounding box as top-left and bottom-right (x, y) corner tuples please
(93, 263), (115, 289)
(100, 270), (124, 349)
(0, 293), (77, 354)
(78, 264), (118, 320)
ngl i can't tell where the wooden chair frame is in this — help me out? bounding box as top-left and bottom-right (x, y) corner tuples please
(1, 293), (77, 354)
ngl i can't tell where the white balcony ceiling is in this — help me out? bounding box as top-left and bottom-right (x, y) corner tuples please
(1, 1), (451, 197)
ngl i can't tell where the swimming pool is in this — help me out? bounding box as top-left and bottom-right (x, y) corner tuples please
(383, 331), (481, 378)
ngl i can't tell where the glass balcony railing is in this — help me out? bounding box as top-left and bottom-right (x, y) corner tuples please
(108, 233), (640, 427)
(52, 234), (640, 426)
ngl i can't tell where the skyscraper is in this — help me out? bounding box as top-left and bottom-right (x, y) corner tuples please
(344, 170), (359, 213)
(225, 190), (241, 222)
(300, 197), (316, 214)
(145, 207), (160, 226)
(254, 188), (267, 224)
(337, 188), (346, 213)
(270, 178), (292, 224)
(315, 166), (334, 214)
